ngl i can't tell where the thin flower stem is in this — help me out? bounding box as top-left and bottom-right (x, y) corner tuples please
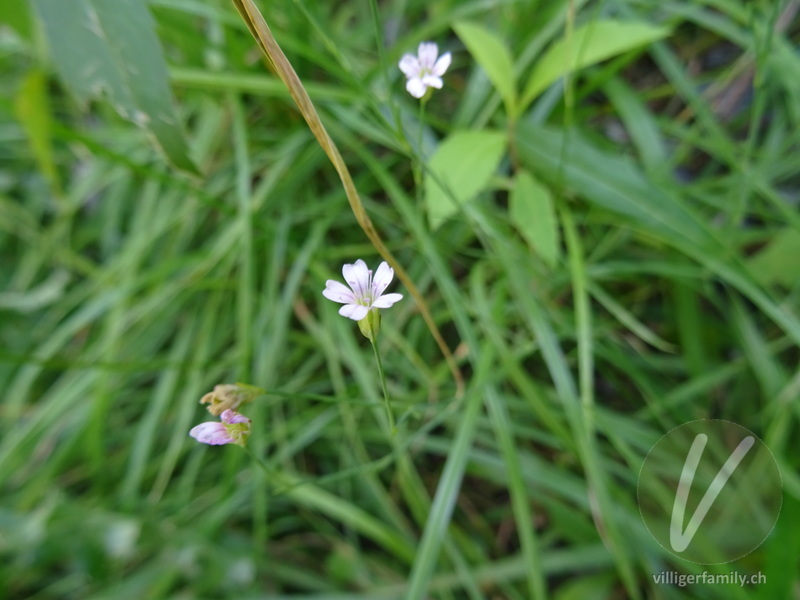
(240, 447), (304, 496)
(411, 99), (427, 200)
(241, 446), (281, 482)
(417, 98), (425, 161)
(370, 338), (396, 435)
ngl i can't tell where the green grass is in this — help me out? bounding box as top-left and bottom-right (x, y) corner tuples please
(1, 0), (799, 598)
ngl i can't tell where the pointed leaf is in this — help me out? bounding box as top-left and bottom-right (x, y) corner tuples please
(14, 70), (60, 195)
(32, 0), (198, 174)
(521, 20), (671, 108)
(510, 169), (560, 267)
(454, 21), (517, 114)
(0, 0), (33, 39)
(425, 130), (506, 230)
(746, 229), (800, 288)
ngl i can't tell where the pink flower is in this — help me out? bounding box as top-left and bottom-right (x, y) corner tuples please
(322, 259), (403, 321)
(399, 42), (452, 99)
(189, 409), (251, 447)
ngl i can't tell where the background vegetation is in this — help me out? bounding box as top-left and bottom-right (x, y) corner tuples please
(1, 0), (799, 598)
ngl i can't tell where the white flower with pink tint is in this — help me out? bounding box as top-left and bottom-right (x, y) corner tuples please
(399, 42), (452, 99)
(323, 259), (403, 321)
(189, 409), (251, 447)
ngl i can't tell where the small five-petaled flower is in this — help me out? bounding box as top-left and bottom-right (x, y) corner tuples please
(323, 259), (403, 321)
(189, 409), (251, 447)
(399, 42), (451, 99)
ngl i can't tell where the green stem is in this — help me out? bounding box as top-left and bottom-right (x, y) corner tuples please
(417, 99), (425, 158)
(411, 99), (427, 201)
(370, 338), (396, 435)
(242, 446), (276, 478)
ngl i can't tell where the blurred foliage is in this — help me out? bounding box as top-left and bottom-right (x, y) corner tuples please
(1, 0), (799, 599)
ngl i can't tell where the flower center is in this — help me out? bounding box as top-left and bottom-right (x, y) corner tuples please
(356, 269), (374, 305)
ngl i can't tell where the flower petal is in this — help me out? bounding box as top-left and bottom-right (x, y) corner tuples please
(339, 303), (370, 321)
(342, 259), (370, 301)
(406, 77), (427, 98)
(221, 409), (250, 425)
(417, 42), (438, 68)
(372, 293), (403, 308)
(421, 75), (443, 89)
(399, 54), (420, 77)
(323, 280), (356, 304)
(189, 422), (233, 445)
(432, 52), (451, 76)
(371, 261), (394, 297)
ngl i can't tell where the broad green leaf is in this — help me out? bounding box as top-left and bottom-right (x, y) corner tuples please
(454, 21), (517, 114)
(0, 0), (33, 39)
(14, 70), (61, 195)
(746, 229), (800, 288)
(32, 0), (198, 174)
(425, 130), (506, 230)
(510, 169), (560, 267)
(521, 20), (671, 109)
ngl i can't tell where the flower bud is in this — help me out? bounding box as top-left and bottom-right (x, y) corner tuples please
(200, 382), (264, 416)
(357, 308), (381, 341)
